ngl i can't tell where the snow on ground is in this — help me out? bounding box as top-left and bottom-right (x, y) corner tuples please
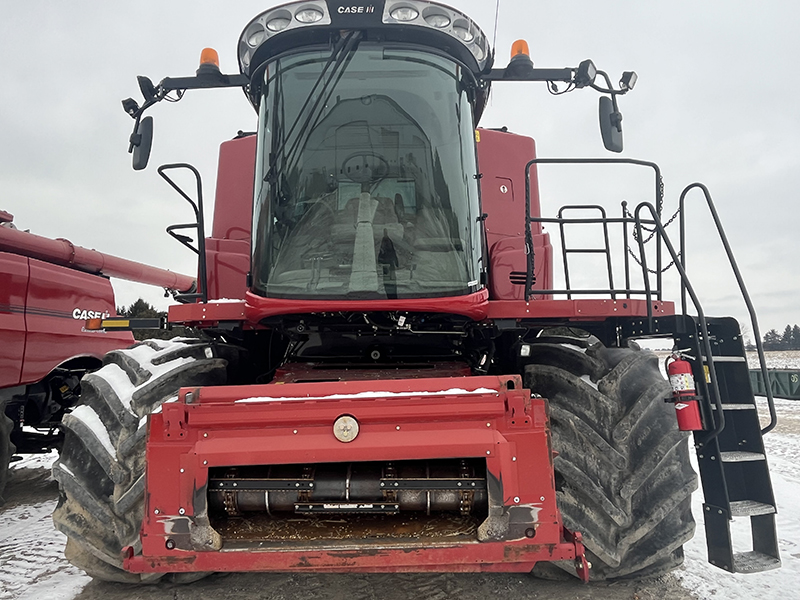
(747, 350), (800, 371)
(673, 351), (800, 599)
(1, 352), (799, 599)
(676, 408), (800, 600)
(0, 453), (91, 600)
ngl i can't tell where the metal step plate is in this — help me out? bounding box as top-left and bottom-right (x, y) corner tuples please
(702, 355), (747, 363)
(720, 451), (766, 463)
(729, 500), (776, 517)
(712, 403), (756, 410)
(733, 551), (781, 573)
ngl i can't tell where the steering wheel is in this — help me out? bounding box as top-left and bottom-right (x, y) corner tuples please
(341, 151), (390, 184)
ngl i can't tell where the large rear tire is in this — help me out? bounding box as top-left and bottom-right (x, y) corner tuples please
(52, 339), (230, 583)
(524, 342), (697, 580)
(0, 398), (14, 502)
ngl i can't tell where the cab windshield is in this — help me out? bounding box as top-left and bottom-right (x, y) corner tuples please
(252, 44), (482, 300)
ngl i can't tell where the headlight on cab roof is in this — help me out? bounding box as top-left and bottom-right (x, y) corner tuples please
(238, 1), (490, 76)
(295, 7), (324, 23)
(383, 1), (488, 70)
(238, 0), (331, 73)
(389, 6), (420, 22)
(266, 16), (292, 32)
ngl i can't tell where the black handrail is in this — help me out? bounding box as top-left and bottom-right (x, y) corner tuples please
(518, 157), (772, 441)
(633, 201), (726, 443)
(556, 205), (616, 299)
(158, 163), (208, 304)
(526, 211), (660, 301)
(622, 201), (631, 299)
(524, 158), (665, 301)
(679, 183), (777, 435)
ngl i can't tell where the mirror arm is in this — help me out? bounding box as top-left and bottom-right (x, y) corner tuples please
(127, 115), (142, 153)
(123, 73), (249, 121)
(160, 73), (250, 92)
(590, 70), (634, 101)
(483, 67), (574, 82)
(591, 70), (625, 131)
(589, 70), (626, 96)
(126, 98), (159, 153)
(482, 62), (633, 153)
(124, 95), (162, 124)
(123, 71), (249, 168)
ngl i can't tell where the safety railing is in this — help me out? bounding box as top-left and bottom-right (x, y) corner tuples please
(522, 161), (777, 438)
(523, 158), (665, 303)
(678, 184), (777, 435)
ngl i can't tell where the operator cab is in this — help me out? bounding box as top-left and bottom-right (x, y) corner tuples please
(244, 2), (489, 301)
(251, 46), (483, 300)
(122, 0), (636, 311)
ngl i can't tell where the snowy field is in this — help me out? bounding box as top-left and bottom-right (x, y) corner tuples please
(675, 397), (800, 600)
(1, 351), (799, 600)
(0, 452), (90, 600)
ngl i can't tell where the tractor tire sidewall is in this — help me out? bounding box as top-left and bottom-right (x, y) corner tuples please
(0, 398), (15, 502)
(52, 339), (230, 583)
(524, 342), (697, 580)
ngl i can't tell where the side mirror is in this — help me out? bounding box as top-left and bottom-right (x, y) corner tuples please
(131, 116), (154, 171)
(599, 96), (623, 153)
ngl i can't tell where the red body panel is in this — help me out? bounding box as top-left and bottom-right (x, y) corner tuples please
(169, 296), (674, 329)
(126, 375), (586, 574)
(476, 129), (553, 300)
(0, 224), (194, 292)
(170, 291), (490, 325)
(205, 136), (256, 301)
(242, 289), (491, 322)
(205, 238), (249, 301)
(1, 256), (134, 388)
(210, 136), (256, 242)
(0, 252), (29, 388)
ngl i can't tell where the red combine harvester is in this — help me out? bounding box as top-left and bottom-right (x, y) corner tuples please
(0, 210), (195, 500)
(53, 0), (781, 583)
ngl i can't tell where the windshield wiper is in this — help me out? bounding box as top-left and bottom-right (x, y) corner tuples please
(265, 31), (362, 185)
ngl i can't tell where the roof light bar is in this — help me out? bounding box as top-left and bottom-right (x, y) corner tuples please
(238, 1), (332, 74)
(383, 2), (489, 69)
(238, 1), (491, 77)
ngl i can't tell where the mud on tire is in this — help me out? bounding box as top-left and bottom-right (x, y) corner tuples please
(524, 342), (697, 580)
(52, 338), (231, 583)
(0, 397), (14, 502)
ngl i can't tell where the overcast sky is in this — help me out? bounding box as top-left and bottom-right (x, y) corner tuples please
(1, 1), (798, 339)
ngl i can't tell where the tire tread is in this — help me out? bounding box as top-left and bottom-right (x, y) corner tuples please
(52, 340), (227, 583)
(525, 343), (697, 580)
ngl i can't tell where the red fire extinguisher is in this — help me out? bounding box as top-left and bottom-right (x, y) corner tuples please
(666, 353), (704, 431)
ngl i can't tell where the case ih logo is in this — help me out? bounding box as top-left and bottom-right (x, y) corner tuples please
(338, 5), (376, 13)
(72, 308), (110, 320)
